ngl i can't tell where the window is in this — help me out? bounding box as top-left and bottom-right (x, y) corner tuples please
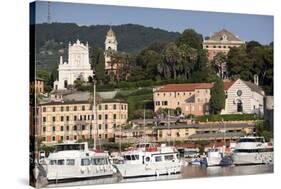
(113, 104), (116, 110)
(74, 135), (77, 140)
(43, 127), (46, 132)
(80, 115), (83, 120)
(66, 136), (69, 140)
(105, 114), (108, 120)
(99, 115), (102, 120)
(84, 115), (87, 120)
(164, 155), (174, 161)
(61, 106), (64, 112)
(60, 136), (63, 141)
(113, 114), (116, 119)
(42, 137), (46, 141)
(43, 117), (46, 123)
(74, 106), (77, 111)
(105, 105), (108, 110)
(105, 134), (108, 139)
(82, 105), (85, 111)
(50, 160), (57, 165)
(52, 126), (56, 132)
(99, 105), (102, 110)
(52, 107), (56, 112)
(66, 159), (75, 166)
(60, 116), (64, 122)
(113, 124), (116, 128)
(105, 124), (108, 130)
(74, 116), (77, 121)
(162, 101), (168, 106)
(66, 116), (69, 121)
(99, 134), (102, 139)
(81, 159), (90, 166)
(73, 125), (77, 131)
(155, 156), (162, 162)
(82, 125), (85, 130)
(66, 106), (69, 111)
(60, 126), (64, 131)
(98, 124), (102, 130)
(213, 45), (216, 48)
(43, 107), (46, 112)
(66, 125), (69, 131)
(52, 136), (56, 141)
(52, 116), (56, 122)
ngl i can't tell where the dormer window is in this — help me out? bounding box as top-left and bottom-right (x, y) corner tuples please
(221, 34), (227, 41)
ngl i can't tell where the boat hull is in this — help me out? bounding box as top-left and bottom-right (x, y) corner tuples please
(232, 152), (273, 165)
(115, 162), (182, 178)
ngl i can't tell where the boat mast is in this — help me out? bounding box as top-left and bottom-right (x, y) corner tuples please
(168, 109), (171, 146)
(143, 106), (146, 143)
(92, 77), (97, 151)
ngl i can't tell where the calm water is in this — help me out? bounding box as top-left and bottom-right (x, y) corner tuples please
(47, 164), (273, 188)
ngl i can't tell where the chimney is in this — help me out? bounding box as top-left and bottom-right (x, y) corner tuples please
(60, 56), (63, 64)
(254, 74), (259, 86)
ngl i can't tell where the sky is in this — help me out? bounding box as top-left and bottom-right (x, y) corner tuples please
(33, 1), (273, 44)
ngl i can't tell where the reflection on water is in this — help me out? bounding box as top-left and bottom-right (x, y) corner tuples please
(47, 164), (273, 188)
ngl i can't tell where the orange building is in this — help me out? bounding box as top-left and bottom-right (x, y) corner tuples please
(153, 81), (234, 116)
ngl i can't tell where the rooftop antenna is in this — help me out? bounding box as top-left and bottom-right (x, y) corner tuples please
(47, 1), (51, 24)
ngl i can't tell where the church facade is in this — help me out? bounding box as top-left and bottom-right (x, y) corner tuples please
(53, 40), (93, 90)
(221, 79), (265, 116)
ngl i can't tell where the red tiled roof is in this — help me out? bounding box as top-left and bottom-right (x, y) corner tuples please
(156, 81), (235, 92)
(223, 81), (235, 90)
(157, 83), (213, 92)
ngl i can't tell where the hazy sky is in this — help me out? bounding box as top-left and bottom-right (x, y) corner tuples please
(33, 1), (273, 44)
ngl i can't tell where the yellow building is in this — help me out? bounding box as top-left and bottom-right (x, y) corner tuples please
(37, 99), (128, 145)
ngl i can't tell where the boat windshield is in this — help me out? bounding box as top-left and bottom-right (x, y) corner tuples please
(55, 144), (85, 152)
(238, 138), (264, 143)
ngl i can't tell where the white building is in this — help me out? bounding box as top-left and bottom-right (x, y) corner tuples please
(222, 79), (265, 115)
(104, 27), (118, 72)
(53, 39), (93, 90)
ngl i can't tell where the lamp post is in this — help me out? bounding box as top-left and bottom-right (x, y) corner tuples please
(91, 74), (97, 151)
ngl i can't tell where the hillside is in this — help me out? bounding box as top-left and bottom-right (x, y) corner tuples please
(34, 23), (180, 72)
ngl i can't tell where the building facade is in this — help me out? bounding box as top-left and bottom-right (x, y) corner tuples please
(203, 28), (245, 60)
(31, 77), (45, 94)
(38, 100), (128, 145)
(53, 39), (93, 90)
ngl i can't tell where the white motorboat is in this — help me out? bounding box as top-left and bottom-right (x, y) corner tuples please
(114, 144), (184, 178)
(44, 142), (116, 182)
(206, 148), (223, 166)
(232, 136), (273, 165)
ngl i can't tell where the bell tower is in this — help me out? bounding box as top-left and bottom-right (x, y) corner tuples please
(104, 27), (118, 71)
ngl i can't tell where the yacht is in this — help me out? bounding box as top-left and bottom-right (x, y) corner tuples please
(114, 144), (184, 178)
(43, 142), (116, 182)
(232, 136), (273, 165)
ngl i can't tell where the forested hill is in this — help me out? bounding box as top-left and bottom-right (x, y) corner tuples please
(34, 23), (180, 71)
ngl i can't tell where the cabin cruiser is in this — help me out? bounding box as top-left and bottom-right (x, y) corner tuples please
(114, 144), (184, 178)
(205, 148), (223, 166)
(43, 142), (116, 182)
(232, 136), (273, 165)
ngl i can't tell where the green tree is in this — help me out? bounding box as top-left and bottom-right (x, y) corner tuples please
(209, 78), (225, 114)
(92, 47), (105, 82)
(176, 29), (203, 49)
(212, 52), (227, 79)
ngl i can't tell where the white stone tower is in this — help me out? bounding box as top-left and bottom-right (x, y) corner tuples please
(53, 39), (93, 90)
(104, 27), (118, 71)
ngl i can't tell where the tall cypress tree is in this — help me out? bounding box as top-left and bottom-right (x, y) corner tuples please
(209, 78), (225, 114)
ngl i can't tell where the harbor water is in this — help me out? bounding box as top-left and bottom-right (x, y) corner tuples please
(47, 164), (273, 188)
